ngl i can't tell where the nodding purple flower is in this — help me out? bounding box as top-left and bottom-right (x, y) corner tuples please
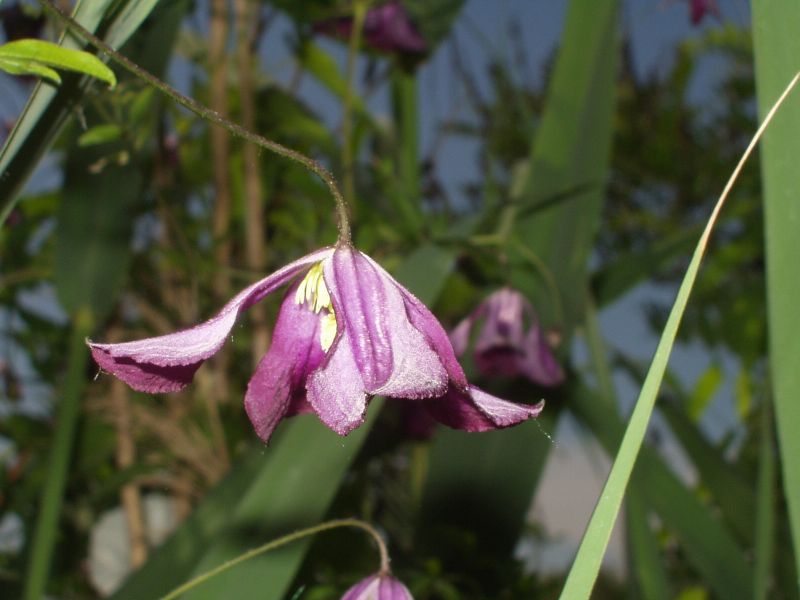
(314, 0), (426, 54)
(88, 246), (543, 443)
(342, 572), (414, 600)
(687, 0), (720, 25)
(450, 288), (564, 387)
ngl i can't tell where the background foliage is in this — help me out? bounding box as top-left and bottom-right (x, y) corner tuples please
(0, 0), (797, 598)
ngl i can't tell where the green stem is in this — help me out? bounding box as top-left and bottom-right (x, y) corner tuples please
(37, 0), (351, 244)
(341, 0), (367, 209)
(24, 307), (94, 600)
(159, 518), (390, 600)
(390, 64), (422, 233)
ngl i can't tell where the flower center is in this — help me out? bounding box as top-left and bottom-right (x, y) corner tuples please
(295, 263), (337, 352)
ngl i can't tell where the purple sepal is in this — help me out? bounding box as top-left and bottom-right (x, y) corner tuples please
(88, 247), (333, 394)
(341, 573), (414, 600)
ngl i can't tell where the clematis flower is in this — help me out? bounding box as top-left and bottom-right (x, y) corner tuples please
(687, 0), (720, 25)
(314, 0), (426, 54)
(88, 245), (543, 442)
(450, 288), (564, 387)
(341, 572), (413, 600)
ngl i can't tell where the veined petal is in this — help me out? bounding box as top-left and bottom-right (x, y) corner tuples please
(306, 327), (368, 436)
(244, 282), (327, 442)
(88, 247), (334, 393)
(389, 280), (469, 390)
(326, 247), (447, 398)
(425, 385), (544, 432)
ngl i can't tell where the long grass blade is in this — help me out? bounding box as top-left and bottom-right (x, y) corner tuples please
(559, 70), (800, 600)
(752, 1), (800, 586)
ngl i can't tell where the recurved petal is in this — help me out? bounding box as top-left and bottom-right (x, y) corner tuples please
(244, 283), (327, 442)
(326, 247), (447, 399)
(474, 288), (526, 353)
(306, 327), (369, 436)
(425, 385), (544, 432)
(357, 254), (469, 391)
(88, 247), (333, 393)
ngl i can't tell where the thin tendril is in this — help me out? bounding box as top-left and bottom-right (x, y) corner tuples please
(38, 0), (352, 244)
(159, 518), (390, 600)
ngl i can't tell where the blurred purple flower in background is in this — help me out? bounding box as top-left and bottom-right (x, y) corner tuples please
(341, 572), (414, 600)
(314, 0), (426, 54)
(89, 246), (543, 443)
(687, 0), (720, 25)
(450, 288), (564, 387)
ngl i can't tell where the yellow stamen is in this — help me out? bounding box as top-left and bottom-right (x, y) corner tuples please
(296, 262), (338, 351)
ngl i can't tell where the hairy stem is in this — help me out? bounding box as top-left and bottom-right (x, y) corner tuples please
(160, 518), (391, 600)
(38, 0), (352, 244)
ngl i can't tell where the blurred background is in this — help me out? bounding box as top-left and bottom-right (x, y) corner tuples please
(0, 0), (794, 598)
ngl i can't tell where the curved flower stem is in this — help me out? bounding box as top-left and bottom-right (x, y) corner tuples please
(159, 518), (390, 600)
(38, 0), (352, 244)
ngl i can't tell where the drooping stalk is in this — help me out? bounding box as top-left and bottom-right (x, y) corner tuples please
(159, 518), (391, 600)
(38, 0), (352, 244)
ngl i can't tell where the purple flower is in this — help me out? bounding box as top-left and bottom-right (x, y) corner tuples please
(88, 245), (543, 442)
(314, 0), (426, 54)
(342, 572), (413, 600)
(450, 288), (564, 387)
(687, 0), (720, 25)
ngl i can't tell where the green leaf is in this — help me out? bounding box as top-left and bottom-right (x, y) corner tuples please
(78, 123), (123, 146)
(0, 57), (62, 84)
(0, 39), (116, 87)
(754, 401), (775, 600)
(625, 486), (671, 600)
(0, 0), (160, 225)
(509, 0), (619, 332)
(686, 365), (723, 421)
(571, 390), (753, 600)
(54, 146), (140, 319)
(752, 0), (800, 584)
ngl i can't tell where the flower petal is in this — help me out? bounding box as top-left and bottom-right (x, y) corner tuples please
(341, 573), (414, 600)
(88, 247), (333, 393)
(396, 285), (469, 390)
(516, 325), (565, 387)
(306, 327), (368, 436)
(244, 283), (327, 442)
(425, 385), (544, 432)
(474, 288), (526, 354)
(449, 316), (473, 357)
(326, 247), (447, 398)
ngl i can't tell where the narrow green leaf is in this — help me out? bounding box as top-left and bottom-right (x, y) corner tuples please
(0, 0), (160, 225)
(572, 390), (753, 600)
(24, 309), (94, 600)
(752, 1), (800, 584)
(55, 146), (141, 320)
(0, 39), (116, 87)
(509, 0), (619, 331)
(687, 365), (723, 421)
(78, 123), (123, 146)
(754, 401), (775, 600)
(592, 225), (700, 307)
(626, 486), (671, 600)
(0, 57), (61, 84)
(660, 401), (754, 543)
